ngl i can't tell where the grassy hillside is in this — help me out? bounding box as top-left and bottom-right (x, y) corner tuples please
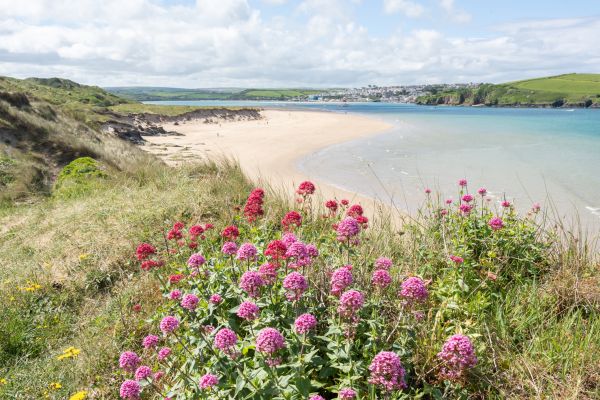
(107, 87), (323, 101)
(416, 73), (600, 107)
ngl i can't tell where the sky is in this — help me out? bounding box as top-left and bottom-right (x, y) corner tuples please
(0, 0), (599, 88)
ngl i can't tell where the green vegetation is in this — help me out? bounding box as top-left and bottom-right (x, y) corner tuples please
(54, 157), (108, 199)
(416, 73), (600, 107)
(109, 103), (256, 115)
(106, 87), (324, 101)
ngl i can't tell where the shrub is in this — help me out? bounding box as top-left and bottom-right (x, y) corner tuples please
(53, 157), (107, 199)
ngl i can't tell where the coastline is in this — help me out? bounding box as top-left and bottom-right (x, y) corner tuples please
(141, 109), (395, 215)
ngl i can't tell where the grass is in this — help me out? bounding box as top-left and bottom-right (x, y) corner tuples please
(106, 87), (324, 101)
(0, 158), (597, 398)
(109, 103), (257, 115)
(416, 73), (600, 107)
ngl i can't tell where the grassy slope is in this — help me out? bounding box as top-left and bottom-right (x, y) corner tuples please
(106, 87), (323, 101)
(416, 73), (600, 107)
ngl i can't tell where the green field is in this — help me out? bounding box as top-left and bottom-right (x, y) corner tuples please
(106, 87), (324, 101)
(416, 73), (600, 107)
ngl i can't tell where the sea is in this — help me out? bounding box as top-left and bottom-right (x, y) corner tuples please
(145, 101), (600, 232)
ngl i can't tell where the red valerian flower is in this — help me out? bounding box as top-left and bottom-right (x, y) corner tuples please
(281, 211), (302, 230)
(244, 188), (265, 222)
(135, 243), (156, 261)
(346, 204), (364, 218)
(325, 199), (338, 213)
(221, 225), (240, 241)
(265, 240), (287, 263)
(296, 181), (316, 196)
(167, 222), (184, 240)
(168, 274), (184, 284)
(189, 225), (205, 240)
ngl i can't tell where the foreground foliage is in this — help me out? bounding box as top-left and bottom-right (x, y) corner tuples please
(0, 162), (598, 399)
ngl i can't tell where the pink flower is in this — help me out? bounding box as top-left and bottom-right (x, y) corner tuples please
(258, 263), (278, 285)
(136, 243), (156, 261)
(282, 211), (302, 230)
(265, 240), (287, 262)
(221, 241), (238, 255)
(237, 301), (260, 321)
(159, 316), (179, 334)
(294, 313), (318, 335)
(424, 188), (431, 194)
(214, 328), (238, 355)
(187, 253), (206, 268)
(244, 188), (265, 222)
(199, 373), (219, 390)
(346, 204), (364, 218)
(368, 351), (406, 391)
(532, 202), (541, 213)
(142, 335), (159, 349)
(458, 179), (468, 187)
(297, 181), (316, 196)
(338, 290), (364, 318)
(325, 200), (338, 213)
(256, 327), (285, 355)
(488, 216), (504, 230)
(157, 347), (171, 361)
(169, 289), (182, 300)
(281, 232), (298, 246)
(181, 293), (199, 311)
(310, 396), (326, 400)
(375, 257), (393, 270)
(336, 217), (360, 242)
(437, 334), (477, 381)
(330, 266), (353, 296)
(400, 277), (428, 303)
(306, 244), (319, 258)
(461, 194), (474, 203)
(371, 269), (392, 289)
(285, 241), (308, 259)
(236, 243), (258, 261)
(501, 200), (511, 208)
(283, 272), (308, 301)
(339, 388), (357, 399)
(445, 198), (453, 205)
(449, 255), (464, 264)
(153, 371), (164, 381)
(459, 204), (473, 214)
(239, 271), (265, 298)
(221, 225), (239, 241)
(134, 365), (152, 381)
(477, 187), (487, 196)
(119, 351), (140, 372)
(120, 380), (141, 400)
(209, 294), (222, 304)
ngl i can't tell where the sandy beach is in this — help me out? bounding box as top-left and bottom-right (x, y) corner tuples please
(142, 109), (393, 211)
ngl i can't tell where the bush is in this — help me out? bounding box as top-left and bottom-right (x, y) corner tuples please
(53, 157), (107, 199)
(115, 181), (577, 399)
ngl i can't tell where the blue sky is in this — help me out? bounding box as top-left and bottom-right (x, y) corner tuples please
(0, 0), (598, 87)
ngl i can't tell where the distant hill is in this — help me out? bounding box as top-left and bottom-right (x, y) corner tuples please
(416, 73), (600, 107)
(106, 87), (324, 101)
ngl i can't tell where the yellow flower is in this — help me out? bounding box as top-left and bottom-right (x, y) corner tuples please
(19, 280), (42, 292)
(57, 346), (81, 360)
(78, 253), (90, 261)
(0, 377), (7, 385)
(50, 382), (62, 389)
(69, 390), (87, 400)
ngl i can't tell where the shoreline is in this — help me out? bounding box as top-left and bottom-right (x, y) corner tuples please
(141, 109), (395, 216)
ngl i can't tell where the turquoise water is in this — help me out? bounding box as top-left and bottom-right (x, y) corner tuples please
(146, 101), (600, 230)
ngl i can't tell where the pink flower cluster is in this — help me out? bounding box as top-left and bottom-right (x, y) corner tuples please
(371, 269), (392, 289)
(368, 351), (406, 392)
(297, 181), (316, 197)
(119, 380), (141, 400)
(159, 316), (179, 334)
(339, 388), (357, 399)
(214, 328), (238, 356)
(209, 294), (222, 304)
(283, 272), (308, 301)
(187, 253), (206, 268)
(221, 241), (238, 255)
(282, 211), (302, 230)
(142, 335), (159, 349)
(180, 293), (199, 311)
(437, 334), (478, 381)
(336, 217), (360, 242)
(400, 277), (428, 303)
(134, 365), (152, 381)
(119, 351), (140, 372)
(337, 289), (364, 319)
(488, 216), (504, 230)
(330, 266), (353, 296)
(374, 257), (392, 270)
(244, 188), (265, 222)
(256, 327), (286, 366)
(199, 373), (219, 390)
(258, 262), (278, 285)
(294, 313), (318, 335)
(237, 301), (260, 321)
(239, 271), (265, 298)
(237, 243), (258, 261)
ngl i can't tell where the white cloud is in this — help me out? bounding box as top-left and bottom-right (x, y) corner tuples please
(383, 0), (424, 18)
(0, 0), (597, 87)
(439, 0), (471, 23)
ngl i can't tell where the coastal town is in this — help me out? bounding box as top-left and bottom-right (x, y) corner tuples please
(305, 83), (480, 103)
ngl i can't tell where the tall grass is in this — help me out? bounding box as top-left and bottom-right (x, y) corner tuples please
(0, 160), (598, 398)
